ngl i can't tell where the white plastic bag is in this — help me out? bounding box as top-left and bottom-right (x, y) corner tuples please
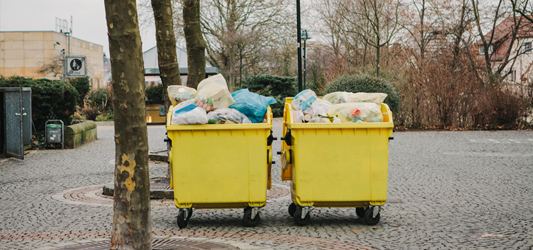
(293, 110), (305, 123)
(303, 98), (333, 117)
(168, 86), (197, 105)
(193, 74), (235, 111)
(323, 92), (352, 104)
(323, 92), (388, 104)
(170, 100), (208, 125)
(291, 89), (317, 111)
(327, 103), (383, 123)
(308, 116), (332, 123)
(207, 108), (251, 124)
(349, 93), (387, 104)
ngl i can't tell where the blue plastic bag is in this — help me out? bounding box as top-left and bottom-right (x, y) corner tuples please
(230, 89), (277, 123)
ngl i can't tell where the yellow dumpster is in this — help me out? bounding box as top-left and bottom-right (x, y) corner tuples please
(166, 106), (274, 228)
(280, 98), (393, 226)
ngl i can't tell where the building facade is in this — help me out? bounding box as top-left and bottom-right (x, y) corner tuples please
(0, 31), (104, 89)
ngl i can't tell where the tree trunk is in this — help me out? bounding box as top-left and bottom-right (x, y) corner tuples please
(104, 0), (152, 249)
(183, 0), (207, 88)
(152, 0), (181, 113)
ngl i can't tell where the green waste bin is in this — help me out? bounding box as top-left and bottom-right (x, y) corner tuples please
(45, 120), (64, 149)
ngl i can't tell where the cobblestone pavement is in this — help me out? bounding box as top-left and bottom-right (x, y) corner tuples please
(1, 120), (533, 249)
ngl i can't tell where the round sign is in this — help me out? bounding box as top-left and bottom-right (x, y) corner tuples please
(70, 59), (82, 71)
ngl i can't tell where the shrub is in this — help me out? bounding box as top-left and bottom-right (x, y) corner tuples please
(325, 75), (400, 113)
(89, 87), (113, 115)
(70, 77), (91, 105)
(145, 84), (164, 101)
(0, 76), (78, 132)
(242, 75), (297, 116)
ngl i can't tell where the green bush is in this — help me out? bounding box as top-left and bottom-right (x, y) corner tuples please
(89, 88), (113, 114)
(145, 84), (164, 101)
(0, 76), (78, 132)
(325, 75), (400, 112)
(70, 77), (91, 105)
(241, 75), (297, 116)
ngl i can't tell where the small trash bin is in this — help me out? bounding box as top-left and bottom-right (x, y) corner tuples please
(280, 97), (394, 226)
(166, 106), (274, 229)
(45, 120), (64, 149)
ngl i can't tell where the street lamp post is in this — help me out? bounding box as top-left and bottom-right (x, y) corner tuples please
(296, 0), (302, 92)
(301, 30), (310, 90)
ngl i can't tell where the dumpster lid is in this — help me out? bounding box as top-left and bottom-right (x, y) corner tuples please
(46, 124), (63, 128)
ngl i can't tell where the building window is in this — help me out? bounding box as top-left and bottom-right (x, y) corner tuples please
(524, 42), (532, 53)
(479, 45), (494, 55)
(509, 69), (516, 82)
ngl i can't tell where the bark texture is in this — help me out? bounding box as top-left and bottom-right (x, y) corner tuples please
(152, 0), (181, 112)
(104, 0), (152, 249)
(183, 0), (207, 88)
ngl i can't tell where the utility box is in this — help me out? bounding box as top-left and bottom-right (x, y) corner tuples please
(0, 87), (32, 159)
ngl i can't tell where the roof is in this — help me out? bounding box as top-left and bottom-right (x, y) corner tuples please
(143, 46), (219, 75)
(477, 15), (533, 62)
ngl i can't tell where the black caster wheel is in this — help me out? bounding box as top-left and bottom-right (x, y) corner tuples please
(177, 209), (189, 229)
(243, 208), (260, 227)
(356, 207), (366, 218)
(293, 207), (310, 226)
(288, 203), (296, 217)
(364, 207), (380, 225)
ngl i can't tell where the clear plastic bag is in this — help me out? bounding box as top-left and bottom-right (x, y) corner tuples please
(327, 103), (383, 123)
(230, 89), (276, 123)
(207, 108), (252, 124)
(193, 74), (235, 111)
(170, 100), (208, 125)
(322, 92), (352, 104)
(303, 98), (333, 117)
(168, 85), (197, 105)
(323, 92), (388, 104)
(349, 92), (387, 104)
(308, 116), (332, 123)
(291, 89), (317, 111)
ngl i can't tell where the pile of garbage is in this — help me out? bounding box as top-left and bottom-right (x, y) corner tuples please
(292, 90), (387, 124)
(169, 74), (276, 125)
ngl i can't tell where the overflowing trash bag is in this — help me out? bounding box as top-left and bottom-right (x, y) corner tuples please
(323, 92), (387, 104)
(193, 74), (235, 111)
(327, 103), (383, 123)
(207, 108), (252, 124)
(168, 86), (198, 105)
(170, 100), (208, 125)
(303, 98), (333, 117)
(230, 89), (277, 123)
(291, 90), (317, 111)
(308, 116), (332, 123)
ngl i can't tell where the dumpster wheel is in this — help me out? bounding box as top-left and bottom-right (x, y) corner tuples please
(288, 203), (296, 217)
(243, 207), (260, 227)
(356, 207), (366, 218)
(177, 208), (192, 229)
(363, 207), (380, 225)
(293, 207), (311, 226)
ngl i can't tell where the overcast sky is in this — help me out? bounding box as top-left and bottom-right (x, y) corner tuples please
(0, 0), (157, 56)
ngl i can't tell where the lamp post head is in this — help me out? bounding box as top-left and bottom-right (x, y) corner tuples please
(301, 29), (310, 41)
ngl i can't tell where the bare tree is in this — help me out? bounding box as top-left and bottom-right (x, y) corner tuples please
(40, 55), (64, 77)
(104, 0), (152, 249)
(183, 0), (207, 88)
(472, 0), (530, 84)
(341, 0), (403, 77)
(201, 0), (291, 89)
(152, 0), (182, 113)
